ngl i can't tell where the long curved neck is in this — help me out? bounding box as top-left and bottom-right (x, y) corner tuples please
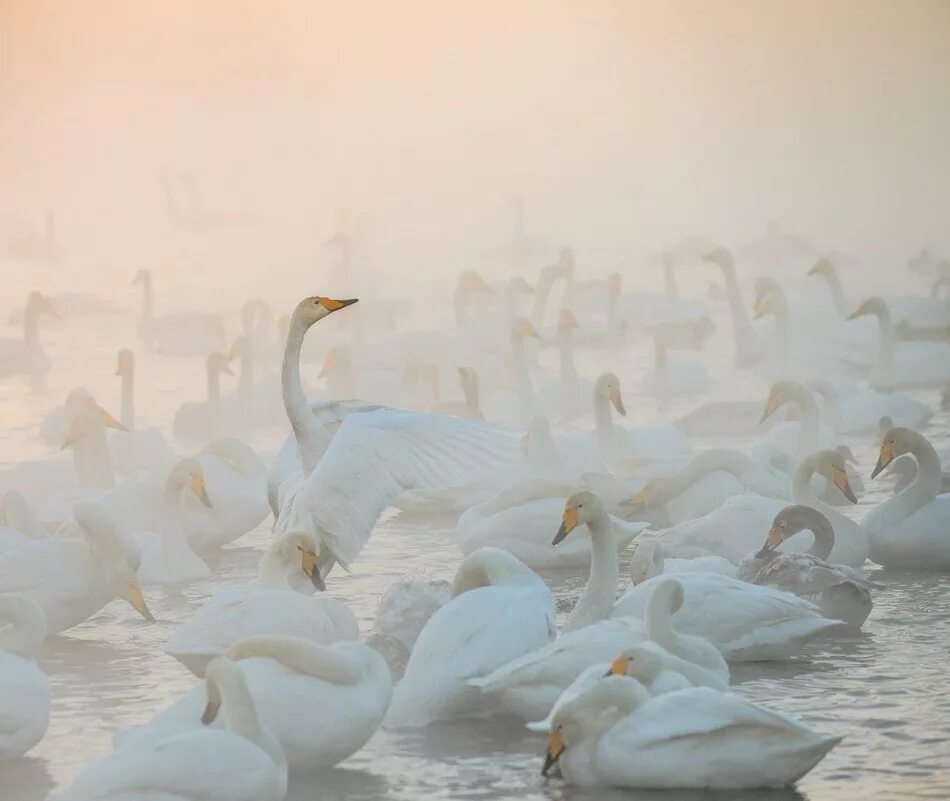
(120, 369), (135, 430)
(452, 551), (541, 597)
(160, 481), (194, 566)
(558, 328), (578, 386)
(669, 449), (752, 496)
(872, 307), (896, 370)
(802, 511), (835, 560)
(790, 458), (846, 532)
(821, 270), (849, 316)
(786, 386), (821, 454)
(281, 315), (329, 474)
(644, 585), (683, 654)
(218, 672), (266, 745)
(233, 638), (363, 684)
(884, 433), (942, 519)
(720, 262), (753, 349)
(563, 514), (618, 633)
(462, 377), (481, 417)
(238, 351), (253, 400)
(0, 599), (46, 657)
(606, 290), (620, 345)
(809, 382), (841, 430)
(593, 394), (614, 456)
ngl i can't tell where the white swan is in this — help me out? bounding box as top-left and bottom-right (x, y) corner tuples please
(702, 248), (767, 367)
(865, 427), (950, 570)
(0, 502), (153, 635)
(535, 675), (839, 788)
(637, 327), (711, 398)
(0, 490), (44, 556)
(109, 348), (173, 477)
(613, 572), (842, 661)
(130, 457), (214, 584)
(747, 505), (872, 627)
(172, 351), (234, 441)
(0, 291), (57, 380)
(848, 297), (950, 390)
(536, 309), (592, 420)
(165, 530), (359, 677)
(120, 636), (391, 771)
(807, 377), (931, 435)
(628, 536), (736, 583)
(759, 380), (837, 461)
(433, 366), (483, 420)
(457, 480), (647, 569)
(0, 594), (50, 759)
(385, 547), (555, 727)
(53, 657), (287, 801)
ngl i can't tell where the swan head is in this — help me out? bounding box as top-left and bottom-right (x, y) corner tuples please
(558, 309), (578, 332)
(552, 491), (605, 545)
(73, 502), (154, 622)
(511, 317), (540, 341)
(606, 644), (665, 682)
(702, 247), (733, 269)
(811, 449), (858, 503)
(456, 270), (495, 297)
(872, 426), (917, 479)
(291, 295), (359, 330)
(759, 380), (804, 424)
(207, 351), (233, 376)
(847, 296), (887, 321)
(169, 458), (213, 508)
(274, 531), (325, 591)
(808, 258), (835, 278)
(630, 477), (672, 510)
(62, 398), (126, 449)
(628, 537), (663, 584)
(26, 291), (59, 319)
(758, 504), (833, 558)
(115, 349), (134, 377)
(594, 373), (625, 416)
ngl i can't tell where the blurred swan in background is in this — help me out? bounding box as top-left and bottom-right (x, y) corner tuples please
(134, 268), (227, 357)
(0, 291), (58, 381)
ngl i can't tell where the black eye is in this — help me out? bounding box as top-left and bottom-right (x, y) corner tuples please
(297, 545), (303, 551)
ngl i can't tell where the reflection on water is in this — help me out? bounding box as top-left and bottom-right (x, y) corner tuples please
(0, 313), (948, 801)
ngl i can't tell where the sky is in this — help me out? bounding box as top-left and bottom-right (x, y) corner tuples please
(1, 0), (949, 303)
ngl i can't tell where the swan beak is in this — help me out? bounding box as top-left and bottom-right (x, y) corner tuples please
(609, 387), (626, 416)
(524, 321), (540, 339)
(631, 489), (647, 507)
(759, 393), (779, 424)
(606, 656), (629, 677)
(541, 731), (565, 777)
(833, 466), (858, 503)
(201, 700), (221, 725)
(553, 507), (579, 545)
(220, 362), (234, 376)
(127, 582), (155, 622)
(191, 474), (213, 508)
(847, 301), (869, 321)
(753, 296), (771, 320)
(98, 407), (128, 432)
(318, 297), (359, 312)
(301, 550), (325, 591)
(871, 442), (894, 479)
(757, 527), (783, 558)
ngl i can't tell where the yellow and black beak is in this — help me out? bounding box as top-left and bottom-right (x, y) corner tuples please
(753, 296), (772, 320)
(318, 297), (359, 312)
(552, 507), (579, 546)
(759, 393), (779, 424)
(191, 473), (213, 508)
(127, 582), (155, 622)
(605, 655), (629, 677)
(301, 550), (326, 591)
(871, 441), (895, 479)
(609, 387), (626, 416)
(756, 527), (784, 559)
(847, 302), (869, 321)
(541, 731), (565, 777)
(99, 406), (128, 432)
(833, 466), (858, 503)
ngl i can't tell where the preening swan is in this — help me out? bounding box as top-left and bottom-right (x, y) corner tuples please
(53, 657), (287, 801)
(386, 547), (555, 728)
(0, 594), (50, 759)
(535, 675), (839, 788)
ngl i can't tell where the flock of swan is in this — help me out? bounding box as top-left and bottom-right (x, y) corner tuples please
(0, 246), (949, 800)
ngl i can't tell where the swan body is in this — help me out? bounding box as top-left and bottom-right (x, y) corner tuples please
(386, 548), (555, 728)
(613, 572), (842, 661)
(537, 675), (839, 789)
(53, 658), (287, 801)
(628, 537), (737, 584)
(0, 594), (50, 759)
(0, 291), (57, 380)
(166, 531), (358, 676)
(120, 637), (391, 771)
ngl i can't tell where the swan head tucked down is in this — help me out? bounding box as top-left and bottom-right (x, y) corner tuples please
(552, 491), (606, 545)
(872, 426), (920, 479)
(628, 537), (663, 584)
(757, 505), (834, 559)
(264, 531), (326, 592)
(594, 373), (626, 416)
(168, 457), (213, 508)
(606, 644), (667, 683)
(73, 502), (154, 622)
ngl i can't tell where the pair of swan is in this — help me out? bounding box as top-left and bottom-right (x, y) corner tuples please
(742, 505), (872, 627)
(165, 530), (359, 676)
(52, 657), (287, 801)
(0, 291), (58, 380)
(120, 636), (391, 772)
(0, 594), (50, 759)
(0, 502), (153, 635)
(534, 674), (839, 789)
(865, 427), (950, 569)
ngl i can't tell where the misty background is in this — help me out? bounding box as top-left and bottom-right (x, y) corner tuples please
(2, 0), (949, 310)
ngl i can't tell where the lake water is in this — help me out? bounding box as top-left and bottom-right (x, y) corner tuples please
(1, 301), (949, 801)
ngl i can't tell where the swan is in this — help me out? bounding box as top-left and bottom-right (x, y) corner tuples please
(592, 373), (690, 467)
(536, 309), (592, 420)
(172, 351), (234, 441)
(807, 377), (931, 435)
(0, 490), (44, 556)
(133, 268), (228, 357)
(61, 396), (128, 490)
(165, 530), (359, 677)
(385, 547), (555, 728)
(457, 481), (647, 569)
(274, 296), (522, 576)
(130, 457), (214, 584)
(110, 348), (173, 477)
(534, 675), (839, 788)
(52, 657), (287, 801)
(0, 594), (50, 759)
(119, 636), (391, 771)
(848, 297), (950, 390)
(628, 536), (736, 583)
(865, 427), (950, 569)
(39, 386), (93, 447)
(637, 327), (711, 398)
(747, 505), (872, 627)
(0, 291), (58, 380)
(702, 247), (766, 367)
(0, 502), (153, 635)
(759, 380), (837, 461)
(613, 572), (842, 661)
(433, 366), (483, 419)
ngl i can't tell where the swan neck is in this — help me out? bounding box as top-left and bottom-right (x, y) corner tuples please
(593, 394), (613, 454)
(120, 369), (135, 430)
(823, 272), (849, 316)
(207, 362), (221, 404)
(160, 481), (194, 565)
(644, 585), (681, 653)
(887, 433), (942, 516)
(874, 307), (896, 370)
(281, 315), (325, 474)
(807, 514), (835, 560)
(217, 670), (266, 744)
(563, 514), (618, 633)
(235, 638), (362, 685)
(721, 263), (752, 343)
